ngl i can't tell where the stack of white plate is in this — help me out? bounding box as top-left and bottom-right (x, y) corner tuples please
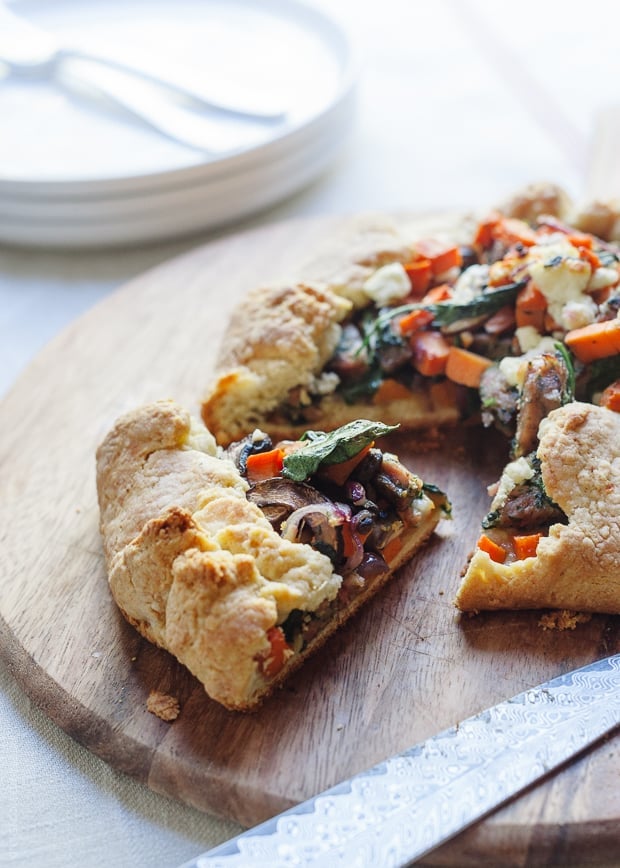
(0, 0), (356, 248)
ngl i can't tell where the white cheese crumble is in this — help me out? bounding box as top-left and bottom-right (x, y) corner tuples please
(499, 334), (557, 386)
(489, 457), (535, 512)
(527, 241), (592, 329)
(362, 262), (411, 306)
(588, 266), (619, 291)
(309, 371), (340, 396)
(451, 264), (489, 303)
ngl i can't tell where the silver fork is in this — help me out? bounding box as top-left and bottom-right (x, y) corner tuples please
(0, 4), (288, 154)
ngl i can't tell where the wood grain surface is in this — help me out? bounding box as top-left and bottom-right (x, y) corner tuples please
(0, 214), (618, 866)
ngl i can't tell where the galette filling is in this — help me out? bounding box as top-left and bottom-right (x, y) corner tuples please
(474, 349), (571, 565)
(268, 213), (620, 428)
(225, 420), (449, 676)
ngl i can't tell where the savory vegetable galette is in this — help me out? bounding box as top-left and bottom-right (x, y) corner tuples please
(456, 400), (620, 613)
(97, 183), (620, 710)
(201, 185), (620, 454)
(96, 401), (449, 710)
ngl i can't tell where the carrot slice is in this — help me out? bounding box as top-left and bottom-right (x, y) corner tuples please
(445, 346), (493, 388)
(382, 534), (403, 564)
(494, 217), (538, 248)
(514, 533), (542, 560)
(477, 534), (507, 563)
(422, 283), (453, 303)
(567, 232), (594, 249)
(404, 258), (432, 297)
(398, 308), (434, 335)
(473, 214), (501, 249)
(319, 443), (373, 486)
(565, 318), (620, 363)
(372, 378), (412, 404)
(260, 627), (292, 679)
(600, 379), (620, 412)
(410, 331), (450, 377)
(515, 281), (547, 330)
(414, 239), (462, 276)
(576, 245), (600, 270)
(245, 448), (284, 482)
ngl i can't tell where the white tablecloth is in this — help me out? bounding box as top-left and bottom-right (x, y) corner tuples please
(2, 1), (620, 865)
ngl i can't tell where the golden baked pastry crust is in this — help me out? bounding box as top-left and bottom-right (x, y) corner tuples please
(455, 402), (620, 613)
(200, 213), (474, 446)
(97, 399), (445, 710)
(201, 184), (620, 449)
(97, 400), (343, 710)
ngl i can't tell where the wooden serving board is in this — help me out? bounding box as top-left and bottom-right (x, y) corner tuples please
(1, 214), (619, 867)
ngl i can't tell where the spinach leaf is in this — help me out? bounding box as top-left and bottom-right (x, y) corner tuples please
(362, 281), (524, 346)
(282, 419), (399, 482)
(338, 362), (383, 403)
(581, 354), (620, 400)
(554, 341), (575, 403)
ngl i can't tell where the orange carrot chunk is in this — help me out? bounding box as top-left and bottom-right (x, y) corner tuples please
(564, 318), (620, 363)
(445, 346), (493, 389)
(494, 217), (538, 248)
(515, 281), (547, 330)
(477, 534), (507, 563)
(414, 239), (463, 276)
(382, 534), (403, 564)
(320, 443), (373, 486)
(600, 379), (620, 412)
(245, 448), (285, 482)
(372, 378), (412, 404)
(398, 308), (434, 335)
(422, 283), (453, 303)
(410, 331), (450, 377)
(473, 214), (501, 249)
(260, 627), (292, 679)
(576, 245), (600, 270)
(513, 533), (542, 560)
(404, 258), (433, 297)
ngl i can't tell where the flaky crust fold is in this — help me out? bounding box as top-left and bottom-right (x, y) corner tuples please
(455, 403), (620, 613)
(200, 213), (473, 446)
(96, 400), (341, 710)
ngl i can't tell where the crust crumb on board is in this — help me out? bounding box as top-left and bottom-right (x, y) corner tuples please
(538, 610), (592, 631)
(146, 690), (180, 721)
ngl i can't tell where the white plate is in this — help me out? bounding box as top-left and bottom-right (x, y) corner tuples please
(0, 0), (356, 197)
(0, 108), (352, 222)
(0, 114), (351, 246)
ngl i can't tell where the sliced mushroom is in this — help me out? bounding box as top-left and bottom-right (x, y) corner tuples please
(281, 502), (347, 564)
(372, 453), (422, 509)
(514, 353), (569, 458)
(246, 478), (331, 530)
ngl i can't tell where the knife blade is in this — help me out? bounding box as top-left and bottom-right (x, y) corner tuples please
(181, 653), (620, 867)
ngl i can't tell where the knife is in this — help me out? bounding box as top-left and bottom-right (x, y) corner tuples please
(180, 653), (620, 867)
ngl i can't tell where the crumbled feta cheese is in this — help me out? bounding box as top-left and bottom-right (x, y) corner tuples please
(452, 264), (489, 303)
(309, 371), (340, 395)
(362, 262), (411, 306)
(489, 457), (535, 511)
(588, 266), (619, 292)
(499, 334), (557, 386)
(498, 355), (525, 387)
(561, 298), (597, 330)
(515, 325), (544, 352)
(527, 242), (592, 328)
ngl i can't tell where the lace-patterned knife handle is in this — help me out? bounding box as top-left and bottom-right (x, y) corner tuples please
(180, 654), (620, 868)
